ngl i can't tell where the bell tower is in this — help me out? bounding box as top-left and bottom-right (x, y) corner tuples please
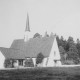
(24, 13), (30, 42)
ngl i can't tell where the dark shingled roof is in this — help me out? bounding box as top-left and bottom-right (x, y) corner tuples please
(0, 36), (55, 59)
(0, 47), (25, 59)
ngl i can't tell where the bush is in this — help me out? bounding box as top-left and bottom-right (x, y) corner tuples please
(36, 52), (44, 65)
(24, 58), (34, 67)
(4, 58), (12, 68)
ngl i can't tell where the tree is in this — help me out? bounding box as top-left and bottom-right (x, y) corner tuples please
(76, 39), (80, 57)
(65, 36), (75, 52)
(67, 44), (79, 64)
(4, 58), (12, 68)
(59, 46), (65, 55)
(56, 35), (67, 50)
(65, 42), (69, 52)
(33, 33), (41, 38)
(67, 36), (74, 47)
(36, 52), (44, 65)
(24, 58), (34, 67)
(59, 46), (67, 64)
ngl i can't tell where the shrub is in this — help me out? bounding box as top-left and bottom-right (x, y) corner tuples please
(4, 58), (12, 68)
(36, 52), (44, 65)
(24, 58), (34, 67)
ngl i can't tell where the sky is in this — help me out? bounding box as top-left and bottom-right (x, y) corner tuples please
(0, 0), (80, 47)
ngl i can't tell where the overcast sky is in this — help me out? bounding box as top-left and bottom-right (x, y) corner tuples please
(0, 0), (80, 47)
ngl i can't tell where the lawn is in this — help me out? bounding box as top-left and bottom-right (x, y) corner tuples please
(0, 67), (80, 80)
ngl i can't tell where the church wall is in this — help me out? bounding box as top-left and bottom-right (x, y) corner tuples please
(46, 57), (55, 67)
(47, 37), (61, 67)
(0, 51), (5, 69)
(42, 58), (48, 67)
(56, 61), (62, 66)
(32, 58), (36, 66)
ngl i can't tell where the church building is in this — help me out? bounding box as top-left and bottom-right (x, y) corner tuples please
(0, 14), (62, 69)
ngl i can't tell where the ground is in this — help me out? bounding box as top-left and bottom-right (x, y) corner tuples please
(0, 67), (80, 80)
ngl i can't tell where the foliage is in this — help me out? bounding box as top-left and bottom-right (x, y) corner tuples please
(36, 52), (44, 65)
(67, 44), (79, 64)
(4, 58), (12, 68)
(76, 39), (80, 57)
(56, 36), (67, 51)
(33, 33), (41, 38)
(59, 46), (65, 55)
(64, 60), (74, 65)
(24, 58), (34, 67)
(59, 46), (67, 63)
(56, 35), (80, 64)
(67, 36), (74, 47)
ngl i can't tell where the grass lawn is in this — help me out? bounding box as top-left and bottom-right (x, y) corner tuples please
(0, 67), (80, 80)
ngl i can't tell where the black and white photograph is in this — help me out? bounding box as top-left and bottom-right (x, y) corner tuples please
(0, 0), (80, 80)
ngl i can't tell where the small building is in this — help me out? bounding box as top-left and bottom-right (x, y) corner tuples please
(0, 14), (62, 69)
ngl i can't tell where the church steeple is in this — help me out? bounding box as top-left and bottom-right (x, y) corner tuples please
(25, 13), (30, 32)
(24, 13), (31, 42)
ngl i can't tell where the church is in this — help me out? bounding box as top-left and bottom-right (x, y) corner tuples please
(0, 14), (62, 69)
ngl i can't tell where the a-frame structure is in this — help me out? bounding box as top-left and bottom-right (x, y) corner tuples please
(46, 36), (62, 67)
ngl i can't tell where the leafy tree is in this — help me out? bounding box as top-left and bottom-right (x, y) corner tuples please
(59, 46), (65, 55)
(65, 42), (69, 52)
(57, 35), (80, 64)
(24, 58), (34, 67)
(56, 35), (67, 52)
(33, 33), (41, 38)
(36, 52), (44, 65)
(59, 46), (67, 64)
(65, 36), (75, 52)
(67, 44), (79, 64)
(4, 58), (12, 68)
(67, 36), (74, 47)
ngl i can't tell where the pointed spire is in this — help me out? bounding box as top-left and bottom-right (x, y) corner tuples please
(25, 13), (30, 32)
(24, 13), (31, 42)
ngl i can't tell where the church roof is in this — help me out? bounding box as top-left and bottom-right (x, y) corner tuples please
(0, 36), (55, 59)
(0, 47), (24, 59)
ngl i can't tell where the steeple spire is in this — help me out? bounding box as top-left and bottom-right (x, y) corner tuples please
(25, 13), (30, 32)
(24, 13), (31, 42)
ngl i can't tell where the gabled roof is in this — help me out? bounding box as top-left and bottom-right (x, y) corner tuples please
(0, 36), (55, 59)
(0, 47), (25, 59)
